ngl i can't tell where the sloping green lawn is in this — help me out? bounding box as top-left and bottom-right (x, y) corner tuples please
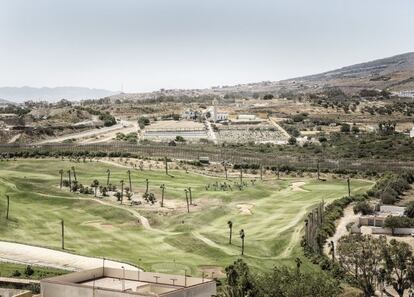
(0, 159), (373, 275)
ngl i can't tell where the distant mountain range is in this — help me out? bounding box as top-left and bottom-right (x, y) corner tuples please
(2, 52), (414, 103)
(0, 87), (118, 103)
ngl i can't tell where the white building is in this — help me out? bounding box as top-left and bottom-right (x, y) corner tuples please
(209, 99), (228, 122)
(410, 127), (414, 138)
(40, 267), (216, 297)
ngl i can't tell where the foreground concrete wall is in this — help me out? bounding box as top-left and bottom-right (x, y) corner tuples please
(41, 282), (149, 297)
(104, 268), (207, 287)
(161, 282), (216, 297)
(44, 267), (103, 283)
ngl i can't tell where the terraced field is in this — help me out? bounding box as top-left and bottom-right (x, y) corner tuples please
(0, 159), (373, 275)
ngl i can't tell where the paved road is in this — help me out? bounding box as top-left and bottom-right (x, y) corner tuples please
(0, 241), (139, 271)
(35, 121), (135, 145)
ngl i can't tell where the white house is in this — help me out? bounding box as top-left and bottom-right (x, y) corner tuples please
(410, 126), (414, 138)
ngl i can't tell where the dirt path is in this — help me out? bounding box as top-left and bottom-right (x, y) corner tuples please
(8, 133), (21, 144)
(0, 241), (139, 271)
(323, 204), (358, 257)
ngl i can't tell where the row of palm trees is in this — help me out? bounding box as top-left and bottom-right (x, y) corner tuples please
(228, 220), (246, 256)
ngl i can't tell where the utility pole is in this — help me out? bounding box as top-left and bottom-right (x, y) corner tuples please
(277, 166), (280, 180)
(145, 179), (149, 194)
(347, 177), (351, 197)
(6, 195), (10, 220)
(127, 170), (132, 192)
(160, 184), (165, 207)
(61, 219), (65, 250)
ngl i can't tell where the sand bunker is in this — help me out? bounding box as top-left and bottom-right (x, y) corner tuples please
(290, 182), (309, 192)
(237, 204), (254, 215)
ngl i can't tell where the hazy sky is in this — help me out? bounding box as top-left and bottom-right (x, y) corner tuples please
(1, 0), (414, 92)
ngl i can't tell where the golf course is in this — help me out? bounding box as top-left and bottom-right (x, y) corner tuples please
(0, 159), (374, 275)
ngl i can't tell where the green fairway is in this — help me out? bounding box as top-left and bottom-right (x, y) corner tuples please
(0, 159), (373, 275)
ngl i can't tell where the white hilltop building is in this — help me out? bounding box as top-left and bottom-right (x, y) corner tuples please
(209, 99), (228, 122)
(410, 126), (414, 138)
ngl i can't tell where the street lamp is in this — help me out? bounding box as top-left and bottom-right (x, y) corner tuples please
(121, 266), (125, 291)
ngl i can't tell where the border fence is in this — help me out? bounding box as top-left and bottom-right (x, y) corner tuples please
(0, 143), (413, 173)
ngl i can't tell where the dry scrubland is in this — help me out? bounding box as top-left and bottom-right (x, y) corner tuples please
(0, 159), (373, 276)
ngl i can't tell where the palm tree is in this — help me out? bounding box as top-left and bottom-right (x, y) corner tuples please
(184, 189), (190, 213)
(67, 170), (72, 192)
(227, 221), (233, 244)
(59, 169), (64, 189)
(127, 170), (132, 192)
(239, 229), (245, 255)
(164, 157), (169, 175)
(106, 169), (110, 185)
(188, 187), (192, 205)
(120, 180), (124, 204)
(71, 166), (77, 182)
(91, 179), (99, 197)
(295, 257), (302, 273)
(160, 184), (165, 207)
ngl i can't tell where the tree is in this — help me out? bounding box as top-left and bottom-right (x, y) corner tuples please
(24, 265), (34, 277)
(59, 169), (64, 189)
(224, 259), (256, 296)
(91, 179), (99, 197)
(337, 234), (385, 297)
(340, 123), (351, 133)
(288, 137), (297, 145)
(188, 187), (193, 205)
(184, 189), (190, 213)
(160, 184), (165, 207)
(67, 170), (72, 192)
(175, 135), (185, 142)
(382, 239), (414, 297)
(404, 202), (414, 218)
(120, 180), (124, 204)
(143, 192), (156, 204)
(71, 166), (77, 182)
(228, 221), (233, 244)
(353, 201), (374, 215)
(255, 266), (341, 297)
(127, 170), (132, 192)
(384, 216), (414, 235)
(240, 229), (245, 256)
(106, 169), (111, 185)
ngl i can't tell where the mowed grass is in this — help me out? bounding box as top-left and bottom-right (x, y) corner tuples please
(0, 159), (373, 275)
